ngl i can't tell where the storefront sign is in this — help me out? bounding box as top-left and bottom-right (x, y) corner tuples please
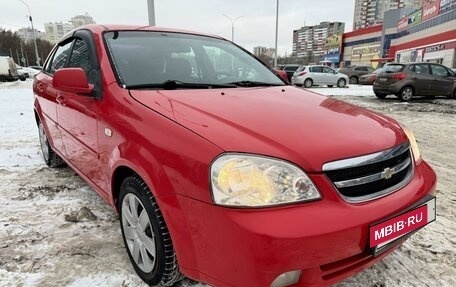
(440, 0), (456, 13)
(397, 9), (422, 31)
(351, 44), (381, 65)
(324, 34), (342, 62)
(425, 44), (446, 53)
(423, 1), (441, 21)
(398, 17), (409, 31)
(324, 54), (340, 63)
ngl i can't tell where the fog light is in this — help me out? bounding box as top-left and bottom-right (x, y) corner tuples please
(271, 270), (301, 287)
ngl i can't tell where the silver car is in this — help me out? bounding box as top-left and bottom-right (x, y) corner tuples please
(291, 65), (348, 88)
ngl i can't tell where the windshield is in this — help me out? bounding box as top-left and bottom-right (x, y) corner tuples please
(104, 31), (284, 88)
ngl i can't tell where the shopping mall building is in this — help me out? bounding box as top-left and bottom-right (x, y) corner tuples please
(340, 0), (456, 69)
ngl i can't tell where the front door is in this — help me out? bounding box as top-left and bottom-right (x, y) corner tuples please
(430, 64), (454, 97)
(53, 34), (108, 194)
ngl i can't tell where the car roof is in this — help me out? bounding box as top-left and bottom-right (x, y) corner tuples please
(63, 24), (225, 41)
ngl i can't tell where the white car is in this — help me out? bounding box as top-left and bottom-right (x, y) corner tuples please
(16, 65), (40, 78)
(291, 65), (348, 88)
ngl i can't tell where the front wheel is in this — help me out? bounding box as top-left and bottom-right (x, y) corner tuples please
(303, 78), (313, 88)
(375, 92), (387, 99)
(337, 78), (346, 88)
(38, 121), (65, 167)
(398, 86), (414, 102)
(119, 176), (183, 286)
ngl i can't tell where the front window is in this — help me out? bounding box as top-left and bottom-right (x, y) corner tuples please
(104, 31), (284, 88)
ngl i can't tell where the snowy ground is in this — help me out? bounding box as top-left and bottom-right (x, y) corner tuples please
(0, 81), (455, 287)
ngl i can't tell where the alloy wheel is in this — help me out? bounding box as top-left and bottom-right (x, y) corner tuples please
(122, 193), (157, 273)
(38, 123), (50, 162)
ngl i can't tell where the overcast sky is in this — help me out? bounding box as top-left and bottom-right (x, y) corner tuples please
(1, 0), (356, 55)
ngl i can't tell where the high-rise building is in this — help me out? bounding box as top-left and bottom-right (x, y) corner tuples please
(292, 22), (345, 59)
(17, 27), (45, 43)
(353, 0), (423, 30)
(44, 13), (96, 44)
(253, 46), (267, 57)
(44, 22), (73, 44)
(71, 13), (96, 29)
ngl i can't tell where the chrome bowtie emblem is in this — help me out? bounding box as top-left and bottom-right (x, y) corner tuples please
(381, 167), (394, 180)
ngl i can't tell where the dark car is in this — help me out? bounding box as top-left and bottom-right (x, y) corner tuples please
(338, 65), (375, 84)
(373, 63), (456, 101)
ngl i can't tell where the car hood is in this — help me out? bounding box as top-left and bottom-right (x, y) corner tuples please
(129, 86), (407, 172)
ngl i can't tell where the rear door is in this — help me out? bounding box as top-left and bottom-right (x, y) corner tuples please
(322, 66), (337, 84)
(34, 40), (74, 155)
(430, 64), (454, 96)
(309, 66), (323, 84)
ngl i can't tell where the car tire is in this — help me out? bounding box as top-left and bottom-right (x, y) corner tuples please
(375, 93), (387, 99)
(119, 175), (183, 287)
(349, 76), (358, 85)
(337, 78), (346, 88)
(303, 79), (313, 88)
(38, 121), (66, 168)
(398, 86), (414, 102)
(327, 85), (334, 88)
(0, 76), (6, 82)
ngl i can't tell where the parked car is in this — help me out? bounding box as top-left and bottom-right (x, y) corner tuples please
(359, 66), (390, 85)
(29, 65), (43, 70)
(16, 65), (40, 78)
(0, 56), (20, 82)
(278, 64), (300, 81)
(338, 65), (375, 84)
(373, 63), (456, 101)
(273, 68), (289, 83)
(34, 25), (436, 287)
(291, 65), (348, 88)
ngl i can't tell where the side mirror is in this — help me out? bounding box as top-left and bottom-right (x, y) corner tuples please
(53, 68), (94, 95)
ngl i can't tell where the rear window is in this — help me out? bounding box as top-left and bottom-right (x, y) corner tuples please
(284, 65), (299, 71)
(295, 66), (306, 72)
(383, 64), (404, 73)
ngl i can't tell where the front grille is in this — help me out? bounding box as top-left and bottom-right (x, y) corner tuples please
(323, 142), (413, 202)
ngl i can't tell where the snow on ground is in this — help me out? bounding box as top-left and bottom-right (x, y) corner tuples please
(0, 80), (455, 287)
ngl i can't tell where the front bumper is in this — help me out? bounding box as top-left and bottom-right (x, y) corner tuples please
(157, 160), (436, 287)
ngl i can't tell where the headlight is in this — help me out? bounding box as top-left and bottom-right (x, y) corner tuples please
(210, 154), (321, 207)
(400, 124), (421, 163)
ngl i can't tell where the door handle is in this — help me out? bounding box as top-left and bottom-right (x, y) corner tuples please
(56, 94), (66, 106)
(36, 83), (44, 93)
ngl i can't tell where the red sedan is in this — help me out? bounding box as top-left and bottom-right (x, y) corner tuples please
(33, 25), (436, 287)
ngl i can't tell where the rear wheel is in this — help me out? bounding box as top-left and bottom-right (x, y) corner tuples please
(303, 78), (313, 88)
(398, 86), (414, 102)
(349, 76), (358, 84)
(337, 78), (347, 88)
(447, 89), (456, 99)
(119, 176), (183, 286)
(375, 92), (387, 99)
(327, 85), (333, 88)
(0, 76), (6, 82)
(38, 121), (66, 167)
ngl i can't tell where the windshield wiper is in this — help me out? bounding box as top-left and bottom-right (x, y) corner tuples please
(226, 81), (283, 87)
(125, 80), (236, 90)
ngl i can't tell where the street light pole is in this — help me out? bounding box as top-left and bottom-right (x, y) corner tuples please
(18, 0), (40, 66)
(147, 0), (156, 26)
(223, 14), (244, 42)
(274, 0), (279, 67)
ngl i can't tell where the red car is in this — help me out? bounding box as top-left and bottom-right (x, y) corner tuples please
(33, 25), (436, 287)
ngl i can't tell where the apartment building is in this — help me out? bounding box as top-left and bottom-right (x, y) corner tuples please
(353, 0), (423, 30)
(292, 22), (345, 59)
